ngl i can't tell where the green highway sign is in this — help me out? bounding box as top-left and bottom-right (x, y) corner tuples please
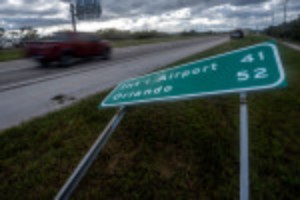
(100, 42), (286, 108)
(76, 0), (102, 20)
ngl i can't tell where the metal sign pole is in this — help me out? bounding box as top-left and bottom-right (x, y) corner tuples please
(70, 3), (77, 32)
(55, 106), (127, 200)
(239, 93), (249, 200)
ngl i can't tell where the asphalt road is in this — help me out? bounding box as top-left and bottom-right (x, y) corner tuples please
(0, 36), (224, 89)
(0, 36), (229, 130)
(282, 41), (300, 51)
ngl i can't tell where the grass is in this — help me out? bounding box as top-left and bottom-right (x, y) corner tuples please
(286, 39), (300, 46)
(0, 36), (299, 200)
(0, 48), (25, 62)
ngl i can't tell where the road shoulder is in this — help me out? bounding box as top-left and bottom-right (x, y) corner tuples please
(281, 41), (300, 51)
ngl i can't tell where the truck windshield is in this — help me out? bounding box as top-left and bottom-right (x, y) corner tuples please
(42, 32), (71, 41)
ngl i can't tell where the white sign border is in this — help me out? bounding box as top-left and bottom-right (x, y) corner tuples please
(101, 42), (285, 108)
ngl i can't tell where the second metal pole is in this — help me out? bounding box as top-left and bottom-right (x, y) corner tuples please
(240, 93), (249, 200)
(55, 107), (127, 200)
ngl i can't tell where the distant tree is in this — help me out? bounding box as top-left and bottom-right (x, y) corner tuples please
(24, 29), (38, 40)
(96, 29), (132, 40)
(20, 26), (32, 37)
(265, 17), (300, 41)
(19, 26), (38, 40)
(96, 29), (169, 40)
(0, 27), (5, 38)
(20, 26), (29, 35)
(180, 30), (198, 36)
(10, 31), (19, 38)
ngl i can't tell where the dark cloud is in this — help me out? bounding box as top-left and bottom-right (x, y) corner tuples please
(102, 0), (269, 18)
(2, 17), (70, 29)
(0, 0), (299, 31)
(223, 9), (270, 19)
(0, 0), (66, 29)
(0, 7), (61, 16)
(230, 0), (268, 6)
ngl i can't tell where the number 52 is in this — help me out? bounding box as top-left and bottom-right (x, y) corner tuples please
(237, 68), (268, 81)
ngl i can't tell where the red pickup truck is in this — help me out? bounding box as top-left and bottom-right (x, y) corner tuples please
(25, 31), (112, 66)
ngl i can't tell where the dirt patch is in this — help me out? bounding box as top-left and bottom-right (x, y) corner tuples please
(51, 94), (76, 104)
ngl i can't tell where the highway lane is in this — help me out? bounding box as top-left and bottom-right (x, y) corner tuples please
(0, 36), (229, 130)
(282, 41), (300, 51)
(0, 36), (224, 89)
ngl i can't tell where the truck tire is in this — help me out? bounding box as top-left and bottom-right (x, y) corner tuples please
(59, 52), (74, 67)
(102, 48), (111, 60)
(39, 60), (49, 67)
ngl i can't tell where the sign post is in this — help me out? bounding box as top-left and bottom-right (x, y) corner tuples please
(240, 93), (249, 200)
(55, 107), (127, 200)
(66, 0), (102, 32)
(70, 3), (77, 32)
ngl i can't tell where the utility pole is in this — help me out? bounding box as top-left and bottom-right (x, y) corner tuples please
(271, 2), (275, 27)
(282, 0), (289, 39)
(70, 3), (77, 32)
(283, 0), (289, 24)
(271, 10), (275, 26)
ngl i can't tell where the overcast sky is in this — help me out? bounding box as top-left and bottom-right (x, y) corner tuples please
(0, 0), (299, 34)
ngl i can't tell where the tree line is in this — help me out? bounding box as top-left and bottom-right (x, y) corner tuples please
(265, 16), (300, 41)
(95, 29), (216, 40)
(0, 26), (38, 40)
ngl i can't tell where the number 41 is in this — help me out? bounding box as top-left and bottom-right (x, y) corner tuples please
(241, 52), (265, 63)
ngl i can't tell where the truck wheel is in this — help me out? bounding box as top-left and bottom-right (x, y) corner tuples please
(59, 52), (74, 67)
(102, 48), (111, 60)
(39, 60), (49, 67)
